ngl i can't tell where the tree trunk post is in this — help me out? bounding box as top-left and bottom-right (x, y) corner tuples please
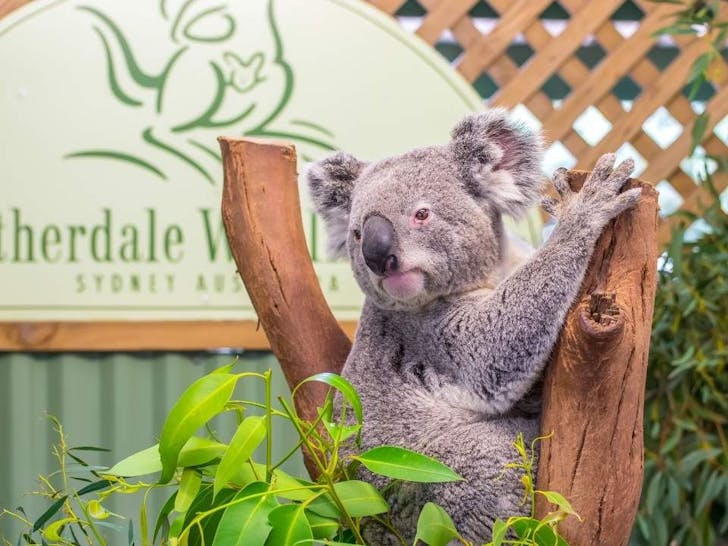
(534, 171), (659, 546)
(218, 137), (352, 467)
(220, 139), (659, 543)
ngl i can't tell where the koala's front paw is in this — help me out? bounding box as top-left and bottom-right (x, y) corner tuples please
(542, 153), (641, 232)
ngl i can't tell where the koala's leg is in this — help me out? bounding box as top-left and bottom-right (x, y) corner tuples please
(436, 154), (640, 416)
(372, 414), (540, 544)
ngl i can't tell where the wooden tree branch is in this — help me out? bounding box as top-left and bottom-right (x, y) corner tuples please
(535, 172), (659, 546)
(220, 139), (659, 542)
(218, 138), (352, 449)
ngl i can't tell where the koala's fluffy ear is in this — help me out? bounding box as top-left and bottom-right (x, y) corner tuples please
(306, 152), (367, 259)
(450, 108), (544, 217)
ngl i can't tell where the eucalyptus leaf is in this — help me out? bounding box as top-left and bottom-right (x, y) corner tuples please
(690, 113), (710, 156)
(296, 373), (362, 425)
(354, 446), (462, 483)
(332, 480), (388, 517)
(305, 510), (339, 540)
(153, 491), (177, 544)
(77, 479), (112, 496)
(265, 504), (313, 546)
(32, 496), (67, 532)
(41, 518), (74, 542)
(536, 490), (580, 518)
(306, 493), (342, 519)
(413, 502), (459, 546)
(175, 469), (202, 513)
(271, 468), (317, 501)
(490, 518), (508, 546)
(106, 436), (226, 477)
(682, 448), (722, 474)
(158, 372), (238, 483)
(511, 517), (567, 546)
(214, 416), (267, 497)
(212, 482), (277, 546)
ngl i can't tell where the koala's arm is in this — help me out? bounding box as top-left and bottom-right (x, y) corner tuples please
(438, 154), (641, 415)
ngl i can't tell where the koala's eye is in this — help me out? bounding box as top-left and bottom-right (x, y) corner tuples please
(414, 208), (430, 221)
(353, 229), (361, 241)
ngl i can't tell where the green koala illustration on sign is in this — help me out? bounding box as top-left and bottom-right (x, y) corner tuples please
(67, 0), (336, 183)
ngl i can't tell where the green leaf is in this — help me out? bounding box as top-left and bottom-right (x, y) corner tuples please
(139, 491), (148, 546)
(186, 487), (237, 546)
(212, 482), (277, 546)
(317, 395), (361, 443)
(271, 469), (318, 502)
(659, 428), (682, 455)
(169, 513), (185, 541)
(69, 445), (111, 452)
(77, 479), (113, 496)
(159, 372), (238, 483)
(265, 504), (313, 546)
(354, 446), (463, 483)
(535, 490), (580, 519)
(695, 469), (723, 514)
(153, 491), (177, 544)
(42, 517), (75, 542)
(306, 493), (342, 519)
(682, 447), (722, 474)
(491, 518), (508, 546)
(296, 373), (362, 426)
(691, 113), (710, 156)
(214, 416), (267, 497)
(645, 472), (663, 515)
(332, 480), (388, 517)
(413, 502), (459, 546)
(32, 496), (67, 532)
(511, 517), (567, 546)
(107, 436), (226, 476)
(87, 499), (110, 520)
(175, 469), (202, 513)
(305, 510), (339, 540)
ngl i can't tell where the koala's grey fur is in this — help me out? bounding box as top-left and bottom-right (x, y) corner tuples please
(307, 108), (640, 544)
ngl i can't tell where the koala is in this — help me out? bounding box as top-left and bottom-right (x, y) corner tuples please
(306, 109), (640, 544)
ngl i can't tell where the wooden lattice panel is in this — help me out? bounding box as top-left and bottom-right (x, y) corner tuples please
(368, 0), (728, 243)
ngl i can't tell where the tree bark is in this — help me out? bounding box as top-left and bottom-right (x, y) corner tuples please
(534, 171), (659, 546)
(218, 138), (352, 467)
(220, 139), (659, 542)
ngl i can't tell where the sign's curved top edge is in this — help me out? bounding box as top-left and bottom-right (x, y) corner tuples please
(0, 0), (67, 36)
(0, 0), (484, 113)
(323, 0), (484, 112)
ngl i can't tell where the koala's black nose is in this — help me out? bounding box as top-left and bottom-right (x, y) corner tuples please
(362, 215), (397, 276)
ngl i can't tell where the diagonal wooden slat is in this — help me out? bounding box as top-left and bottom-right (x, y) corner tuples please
(641, 83), (728, 184)
(456, 0), (552, 81)
(367, 0), (406, 15)
(659, 170), (728, 244)
(575, 39), (705, 170)
(667, 170), (698, 196)
(416, 0), (479, 45)
(494, 0), (624, 108)
(541, 4), (680, 142)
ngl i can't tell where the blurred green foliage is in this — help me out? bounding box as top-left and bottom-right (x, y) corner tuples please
(632, 182), (728, 546)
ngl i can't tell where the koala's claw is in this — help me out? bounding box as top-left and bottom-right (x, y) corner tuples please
(541, 196), (559, 217)
(546, 153), (639, 230)
(551, 167), (571, 197)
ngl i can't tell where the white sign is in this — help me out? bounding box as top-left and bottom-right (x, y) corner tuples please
(0, 0), (485, 321)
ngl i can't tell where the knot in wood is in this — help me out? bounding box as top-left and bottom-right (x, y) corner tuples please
(15, 322), (58, 347)
(578, 292), (625, 343)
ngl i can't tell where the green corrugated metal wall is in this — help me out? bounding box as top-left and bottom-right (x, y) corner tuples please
(0, 351), (306, 544)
